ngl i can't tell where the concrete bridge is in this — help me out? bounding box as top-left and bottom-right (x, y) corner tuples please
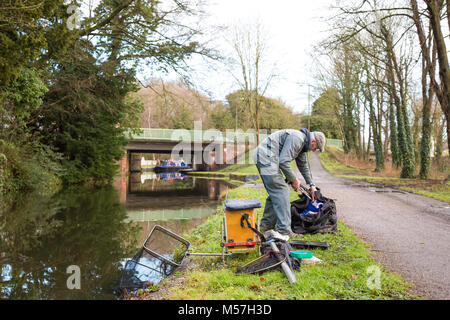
(119, 128), (257, 173)
(119, 128), (344, 173)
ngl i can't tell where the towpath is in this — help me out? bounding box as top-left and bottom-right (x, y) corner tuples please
(302, 152), (450, 300)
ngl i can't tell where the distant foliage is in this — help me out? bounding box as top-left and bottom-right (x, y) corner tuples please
(210, 104), (235, 131)
(136, 85), (302, 132)
(301, 88), (342, 139)
(226, 90), (301, 131)
(136, 79), (214, 129)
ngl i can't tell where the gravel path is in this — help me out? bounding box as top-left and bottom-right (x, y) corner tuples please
(300, 153), (450, 300)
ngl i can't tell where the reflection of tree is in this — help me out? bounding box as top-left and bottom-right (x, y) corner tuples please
(0, 186), (140, 299)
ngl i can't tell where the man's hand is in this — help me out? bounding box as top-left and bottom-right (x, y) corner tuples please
(310, 185), (317, 201)
(291, 178), (300, 192)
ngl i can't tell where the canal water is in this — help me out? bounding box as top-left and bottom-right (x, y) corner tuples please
(0, 171), (234, 300)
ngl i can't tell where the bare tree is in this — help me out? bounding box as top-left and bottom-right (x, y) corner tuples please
(423, 0), (450, 154)
(329, 0), (449, 171)
(228, 19), (277, 144)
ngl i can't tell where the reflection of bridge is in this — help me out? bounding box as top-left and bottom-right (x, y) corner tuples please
(114, 169), (232, 206)
(139, 172), (186, 184)
(126, 174), (231, 205)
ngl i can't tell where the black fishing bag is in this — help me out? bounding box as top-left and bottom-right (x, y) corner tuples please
(291, 189), (337, 234)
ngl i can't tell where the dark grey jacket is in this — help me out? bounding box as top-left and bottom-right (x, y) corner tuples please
(253, 129), (313, 185)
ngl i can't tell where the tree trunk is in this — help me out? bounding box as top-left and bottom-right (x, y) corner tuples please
(255, 93), (260, 145)
(381, 23), (415, 178)
(426, 0), (450, 152)
(389, 96), (400, 167)
(365, 82), (384, 170)
(366, 121), (372, 158)
(419, 28), (436, 179)
(433, 112), (445, 165)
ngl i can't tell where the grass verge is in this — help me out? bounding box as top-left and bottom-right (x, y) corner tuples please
(186, 150), (261, 184)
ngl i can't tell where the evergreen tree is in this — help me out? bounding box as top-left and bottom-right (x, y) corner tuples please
(307, 88), (342, 139)
(211, 105), (234, 131)
(31, 44), (143, 185)
(0, 0), (74, 87)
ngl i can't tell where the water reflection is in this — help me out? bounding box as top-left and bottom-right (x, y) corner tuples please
(0, 171), (234, 299)
(139, 172), (188, 184)
(0, 186), (139, 300)
(114, 249), (175, 295)
(113, 172), (234, 295)
(117, 172), (233, 246)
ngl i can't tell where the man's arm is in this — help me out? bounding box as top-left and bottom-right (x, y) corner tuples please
(295, 152), (313, 185)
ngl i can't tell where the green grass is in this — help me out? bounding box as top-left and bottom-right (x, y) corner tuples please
(187, 149), (261, 183)
(142, 186), (416, 300)
(401, 185), (450, 202)
(335, 175), (450, 203)
(319, 147), (364, 174)
(222, 164), (259, 175)
(217, 150), (258, 174)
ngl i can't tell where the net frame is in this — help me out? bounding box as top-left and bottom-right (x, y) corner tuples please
(142, 225), (191, 267)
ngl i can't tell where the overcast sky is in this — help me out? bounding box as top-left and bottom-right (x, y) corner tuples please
(181, 0), (335, 114)
(202, 0), (331, 112)
(77, 0), (336, 114)
(130, 1), (335, 114)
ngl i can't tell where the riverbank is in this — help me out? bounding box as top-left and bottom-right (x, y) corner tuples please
(186, 171), (260, 185)
(320, 146), (450, 203)
(127, 160), (417, 300)
(185, 150), (261, 184)
(0, 138), (63, 196)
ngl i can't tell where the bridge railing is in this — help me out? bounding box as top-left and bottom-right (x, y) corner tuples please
(326, 138), (343, 148)
(126, 128), (263, 143)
